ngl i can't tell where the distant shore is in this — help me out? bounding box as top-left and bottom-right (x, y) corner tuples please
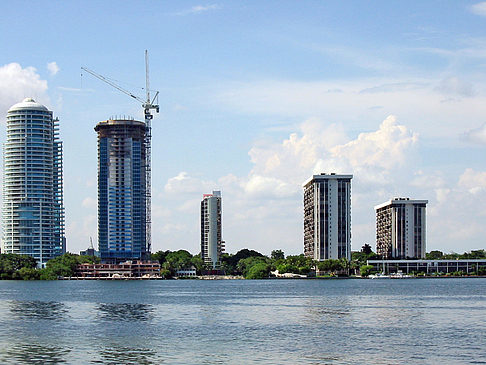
(56, 274), (486, 281)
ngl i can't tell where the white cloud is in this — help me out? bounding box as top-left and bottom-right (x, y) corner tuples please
(242, 175), (296, 198)
(0, 63), (49, 117)
(458, 168), (486, 194)
(81, 197), (97, 209)
(65, 214), (97, 253)
(164, 171), (214, 194)
(330, 116), (418, 182)
(248, 115), (417, 187)
(470, 2), (486, 16)
(47, 61), (60, 76)
(434, 76), (476, 97)
(426, 168), (486, 247)
(410, 171), (446, 189)
(178, 198), (201, 213)
(464, 123), (486, 144)
(174, 4), (220, 15)
(214, 77), (486, 143)
(158, 115), (424, 255)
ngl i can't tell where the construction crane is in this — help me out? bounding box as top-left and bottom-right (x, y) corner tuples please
(81, 50), (159, 258)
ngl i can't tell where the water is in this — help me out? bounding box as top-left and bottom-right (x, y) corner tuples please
(0, 278), (485, 364)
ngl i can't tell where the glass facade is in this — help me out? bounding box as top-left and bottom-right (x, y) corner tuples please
(2, 98), (65, 266)
(95, 119), (148, 263)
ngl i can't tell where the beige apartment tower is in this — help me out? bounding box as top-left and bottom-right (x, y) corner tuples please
(375, 198), (427, 259)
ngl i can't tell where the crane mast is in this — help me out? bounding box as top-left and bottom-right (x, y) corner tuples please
(81, 51), (159, 259)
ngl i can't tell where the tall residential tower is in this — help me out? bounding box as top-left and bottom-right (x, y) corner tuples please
(375, 198), (427, 259)
(201, 191), (223, 269)
(95, 118), (148, 263)
(303, 173), (352, 261)
(2, 98), (64, 266)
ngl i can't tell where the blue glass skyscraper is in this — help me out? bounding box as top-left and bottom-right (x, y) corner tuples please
(95, 119), (148, 263)
(2, 98), (65, 266)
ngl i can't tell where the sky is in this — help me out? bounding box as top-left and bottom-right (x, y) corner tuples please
(1, 1), (486, 256)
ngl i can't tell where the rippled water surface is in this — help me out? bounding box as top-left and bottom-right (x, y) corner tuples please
(0, 278), (485, 364)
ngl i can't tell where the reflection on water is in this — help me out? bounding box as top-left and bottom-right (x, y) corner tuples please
(303, 297), (351, 324)
(2, 342), (70, 364)
(9, 300), (67, 321)
(96, 303), (154, 322)
(95, 345), (157, 365)
(0, 279), (485, 364)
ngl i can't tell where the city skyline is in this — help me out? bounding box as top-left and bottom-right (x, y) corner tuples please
(0, 2), (486, 256)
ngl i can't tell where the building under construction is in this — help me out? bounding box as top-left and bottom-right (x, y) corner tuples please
(95, 118), (148, 263)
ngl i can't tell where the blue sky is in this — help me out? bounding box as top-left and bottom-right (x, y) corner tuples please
(1, 1), (486, 256)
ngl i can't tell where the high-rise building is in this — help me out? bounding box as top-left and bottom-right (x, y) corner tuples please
(95, 118), (148, 263)
(200, 191), (223, 269)
(303, 173), (352, 261)
(375, 197), (427, 259)
(2, 98), (64, 266)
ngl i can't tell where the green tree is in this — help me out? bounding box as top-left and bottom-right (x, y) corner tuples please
(151, 250), (171, 265)
(16, 267), (40, 280)
(163, 250), (193, 276)
(0, 253), (38, 280)
(360, 265), (374, 277)
(461, 250), (486, 259)
(281, 255), (315, 275)
(246, 262), (271, 279)
(41, 253), (99, 279)
(39, 268), (58, 280)
(361, 244), (372, 255)
(220, 253), (235, 275)
(45, 253), (80, 278)
(191, 255), (204, 275)
(317, 259), (344, 275)
(222, 249), (265, 275)
(237, 256), (269, 277)
(426, 250), (444, 260)
(271, 250), (285, 261)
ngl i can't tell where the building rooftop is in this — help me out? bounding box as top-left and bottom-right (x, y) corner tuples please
(94, 119), (146, 133)
(8, 98), (49, 112)
(374, 198), (428, 210)
(303, 173), (353, 187)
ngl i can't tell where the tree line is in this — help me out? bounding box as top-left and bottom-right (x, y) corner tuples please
(1, 247), (486, 280)
(0, 253), (99, 280)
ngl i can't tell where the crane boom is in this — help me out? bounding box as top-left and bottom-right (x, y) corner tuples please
(82, 51), (159, 260)
(81, 67), (145, 104)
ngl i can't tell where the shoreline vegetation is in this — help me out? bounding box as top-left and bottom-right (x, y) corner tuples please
(1, 246), (485, 281)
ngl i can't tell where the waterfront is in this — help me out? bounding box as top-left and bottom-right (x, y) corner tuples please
(0, 279), (485, 364)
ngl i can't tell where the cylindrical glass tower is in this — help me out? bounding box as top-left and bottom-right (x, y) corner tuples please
(95, 119), (147, 263)
(2, 98), (65, 266)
